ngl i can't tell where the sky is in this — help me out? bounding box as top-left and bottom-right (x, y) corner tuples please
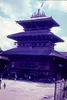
(0, 0), (67, 51)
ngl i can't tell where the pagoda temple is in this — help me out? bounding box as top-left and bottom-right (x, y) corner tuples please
(2, 9), (67, 81)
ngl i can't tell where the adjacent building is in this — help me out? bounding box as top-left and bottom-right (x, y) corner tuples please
(0, 48), (9, 78)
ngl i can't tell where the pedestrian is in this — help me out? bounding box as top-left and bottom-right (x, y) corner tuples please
(0, 83), (1, 89)
(0, 79), (2, 89)
(3, 83), (6, 89)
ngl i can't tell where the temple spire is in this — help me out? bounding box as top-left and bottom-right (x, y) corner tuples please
(31, 8), (46, 18)
(31, 2), (46, 18)
(41, 2), (44, 7)
(38, 9), (40, 15)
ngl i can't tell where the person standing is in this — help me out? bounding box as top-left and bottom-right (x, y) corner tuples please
(0, 79), (2, 89)
(3, 83), (6, 89)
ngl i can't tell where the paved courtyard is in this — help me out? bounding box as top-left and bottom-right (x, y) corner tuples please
(0, 80), (54, 100)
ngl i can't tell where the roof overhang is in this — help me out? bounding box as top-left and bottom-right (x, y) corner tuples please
(2, 48), (66, 59)
(7, 31), (64, 43)
(16, 17), (59, 30)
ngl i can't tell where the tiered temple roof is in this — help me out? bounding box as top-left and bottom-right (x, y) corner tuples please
(2, 47), (66, 59)
(7, 31), (64, 43)
(16, 9), (59, 31)
(16, 18), (59, 31)
(2, 9), (66, 59)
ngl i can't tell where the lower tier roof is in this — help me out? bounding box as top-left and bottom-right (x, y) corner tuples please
(2, 47), (66, 59)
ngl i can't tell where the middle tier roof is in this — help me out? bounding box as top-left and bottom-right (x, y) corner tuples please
(7, 30), (64, 43)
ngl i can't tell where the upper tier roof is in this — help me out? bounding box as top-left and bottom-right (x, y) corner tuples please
(7, 30), (64, 43)
(16, 9), (59, 31)
(16, 17), (59, 31)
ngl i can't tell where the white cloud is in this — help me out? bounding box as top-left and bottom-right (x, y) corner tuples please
(55, 36), (67, 51)
(0, 0), (32, 20)
(0, 16), (23, 50)
(60, 1), (67, 13)
(0, 38), (16, 51)
(51, 27), (61, 35)
(51, 27), (67, 52)
(0, 17), (23, 35)
(45, 1), (67, 13)
(51, 27), (66, 51)
(0, 0), (32, 50)
(0, 2), (14, 19)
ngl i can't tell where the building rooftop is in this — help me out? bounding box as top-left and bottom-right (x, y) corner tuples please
(16, 9), (59, 31)
(16, 17), (59, 31)
(7, 30), (64, 43)
(3, 8), (66, 61)
(60, 52), (67, 57)
(2, 47), (66, 59)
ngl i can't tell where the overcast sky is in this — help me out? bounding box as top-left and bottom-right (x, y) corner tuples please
(0, 0), (67, 51)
